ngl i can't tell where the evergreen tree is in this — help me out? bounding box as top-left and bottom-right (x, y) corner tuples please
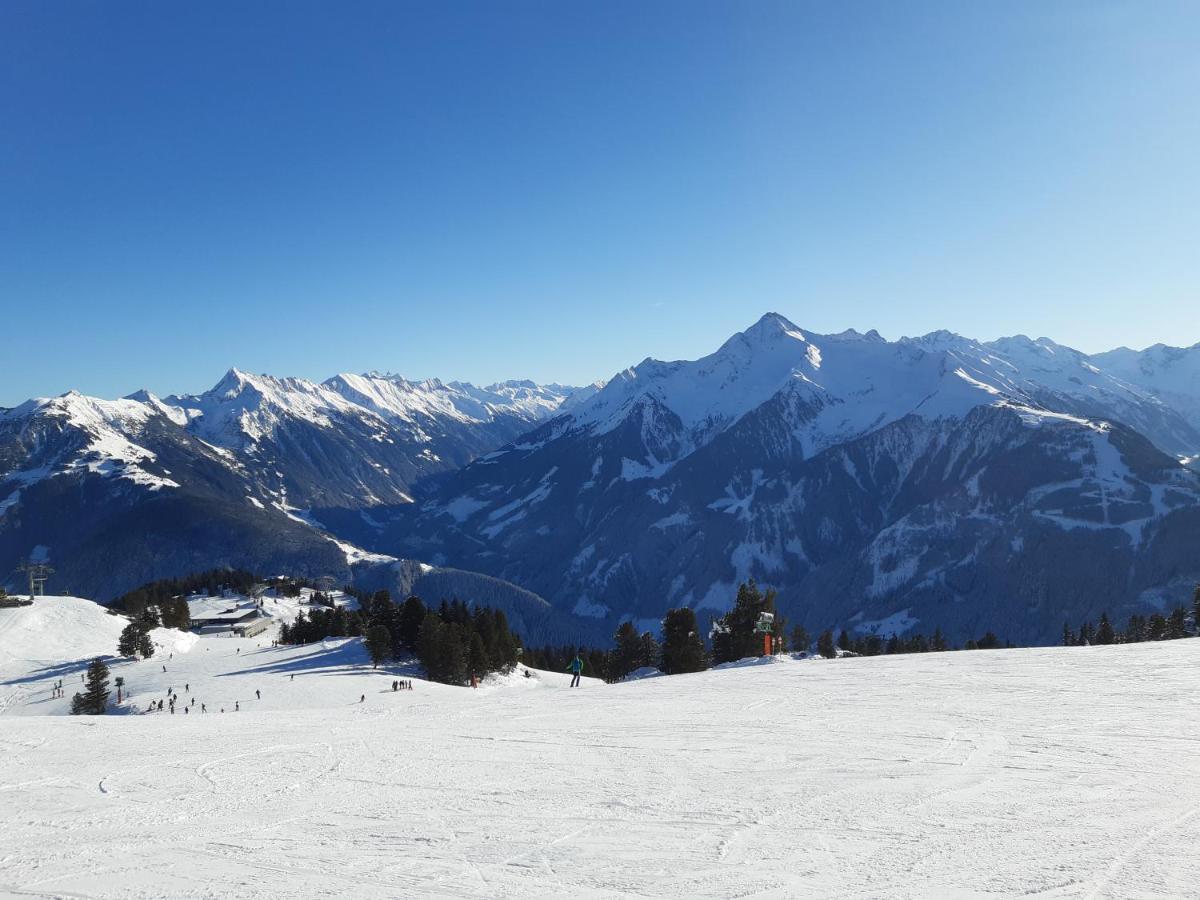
(72, 658), (110, 715)
(364, 622), (392, 667)
(837, 629), (853, 653)
(397, 596), (428, 650)
(137, 629), (155, 659)
(1062, 621), (1075, 647)
(118, 621), (145, 658)
(660, 608), (709, 675)
(976, 632), (1000, 650)
(1193, 585), (1200, 633)
(1078, 621), (1095, 645)
(1147, 613), (1168, 641)
(1167, 607), (1188, 640)
(709, 580), (780, 665)
(817, 629), (837, 659)
(931, 627), (948, 652)
(1095, 613), (1115, 645)
(610, 621), (643, 680)
(637, 631), (662, 670)
(791, 624), (810, 653)
(468, 631), (490, 678)
(1125, 614), (1146, 643)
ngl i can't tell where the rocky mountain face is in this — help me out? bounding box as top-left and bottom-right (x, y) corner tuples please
(363, 315), (1200, 645)
(0, 374), (583, 610)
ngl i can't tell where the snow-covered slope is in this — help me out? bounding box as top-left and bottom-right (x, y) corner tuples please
(3, 635), (1200, 897)
(1091, 342), (1200, 443)
(0, 595), (592, 719)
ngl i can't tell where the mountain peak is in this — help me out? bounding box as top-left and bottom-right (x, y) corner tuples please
(743, 312), (805, 341)
(210, 367), (260, 399)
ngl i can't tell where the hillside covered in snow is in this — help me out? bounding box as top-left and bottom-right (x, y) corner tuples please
(3, 592), (1200, 898)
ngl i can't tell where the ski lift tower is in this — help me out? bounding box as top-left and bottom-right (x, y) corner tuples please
(755, 612), (775, 657)
(18, 561), (54, 602)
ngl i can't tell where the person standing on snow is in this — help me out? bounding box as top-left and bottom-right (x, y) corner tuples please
(567, 654), (584, 688)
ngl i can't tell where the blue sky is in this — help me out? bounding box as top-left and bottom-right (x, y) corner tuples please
(2, 1), (1197, 405)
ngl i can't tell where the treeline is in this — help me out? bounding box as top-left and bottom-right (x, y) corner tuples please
(279, 591), (522, 686)
(554, 581), (1009, 684)
(1064, 587), (1200, 646)
(113, 568), (270, 630)
(112, 569), (357, 632)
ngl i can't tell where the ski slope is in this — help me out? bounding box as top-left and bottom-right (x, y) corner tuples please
(3, 600), (1200, 897)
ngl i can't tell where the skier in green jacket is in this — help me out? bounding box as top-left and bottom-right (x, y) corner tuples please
(567, 654), (584, 688)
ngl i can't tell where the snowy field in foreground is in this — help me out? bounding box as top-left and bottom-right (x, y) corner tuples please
(3, 600), (1200, 897)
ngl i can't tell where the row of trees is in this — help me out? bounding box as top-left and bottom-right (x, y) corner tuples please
(279, 590), (525, 686)
(580, 581), (1008, 683)
(113, 568), (277, 628)
(1064, 588), (1200, 646)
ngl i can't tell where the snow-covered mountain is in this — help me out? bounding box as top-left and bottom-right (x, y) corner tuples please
(0, 372), (585, 604)
(4, 319), (1198, 645)
(368, 314), (1200, 645)
(1090, 342), (1200, 441)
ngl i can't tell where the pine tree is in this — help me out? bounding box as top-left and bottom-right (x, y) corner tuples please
(397, 596), (427, 650)
(137, 629), (155, 659)
(931, 627), (947, 652)
(73, 658), (110, 715)
(468, 631), (490, 678)
(660, 608), (709, 675)
(118, 621), (144, 658)
(1062, 621), (1075, 647)
(1193, 585), (1200, 634)
(1125, 614), (1145, 643)
(611, 622), (643, 680)
(364, 623), (392, 667)
(1095, 613), (1115, 645)
(1148, 613), (1168, 641)
(837, 629), (853, 653)
(637, 632), (662, 670)
(710, 580), (780, 665)
(817, 629), (837, 659)
(1167, 607), (1188, 640)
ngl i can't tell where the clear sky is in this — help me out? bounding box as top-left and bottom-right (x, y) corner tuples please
(2, 1), (1198, 406)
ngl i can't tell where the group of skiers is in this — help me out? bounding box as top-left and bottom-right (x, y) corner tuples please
(391, 680), (413, 691)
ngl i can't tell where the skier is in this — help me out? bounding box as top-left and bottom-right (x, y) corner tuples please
(255, 689), (261, 700)
(360, 694), (365, 703)
(392, 680), (397, 692)
(202, 704), (207, 713)
(567, 654), (584, 688)
(235, 701), (240, 711)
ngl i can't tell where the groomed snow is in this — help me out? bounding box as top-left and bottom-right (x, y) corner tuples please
(3, 597), (1200, 897)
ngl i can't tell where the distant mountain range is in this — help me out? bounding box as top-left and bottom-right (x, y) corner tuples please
(2, 315), (1198, 646)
